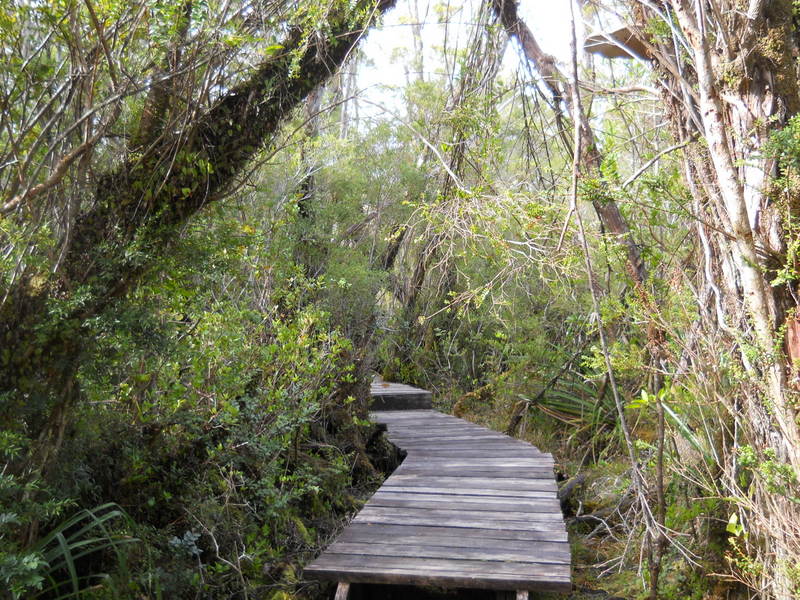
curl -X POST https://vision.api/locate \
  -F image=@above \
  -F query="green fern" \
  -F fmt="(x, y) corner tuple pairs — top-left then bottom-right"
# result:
(31, 503), (138, 600)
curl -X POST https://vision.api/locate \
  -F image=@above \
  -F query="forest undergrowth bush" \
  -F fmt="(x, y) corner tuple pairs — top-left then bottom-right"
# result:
(1, 205), (394, 600)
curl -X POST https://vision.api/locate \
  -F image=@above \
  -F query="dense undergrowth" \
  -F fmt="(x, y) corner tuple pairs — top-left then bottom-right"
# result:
(1, 204), (399, 599)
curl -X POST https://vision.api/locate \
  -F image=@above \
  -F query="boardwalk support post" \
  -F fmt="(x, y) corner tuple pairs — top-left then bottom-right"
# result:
(334, 582), (350, 600)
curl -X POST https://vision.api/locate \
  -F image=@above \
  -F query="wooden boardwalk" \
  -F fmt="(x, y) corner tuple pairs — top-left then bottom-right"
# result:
(369, 380), (433, 410)
(305, 384), (570, 598)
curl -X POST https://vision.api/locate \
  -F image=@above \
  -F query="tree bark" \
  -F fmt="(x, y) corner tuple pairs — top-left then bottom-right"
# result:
(670, 0), (800, 471)
(626, 1), (800, 596)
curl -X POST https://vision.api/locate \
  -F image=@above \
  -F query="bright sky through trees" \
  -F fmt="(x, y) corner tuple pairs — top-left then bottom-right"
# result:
(358, 0), (576, 117)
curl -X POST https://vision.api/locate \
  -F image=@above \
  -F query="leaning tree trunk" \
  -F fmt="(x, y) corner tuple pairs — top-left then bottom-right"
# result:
(494, 4), (676, 593)
(0, 0), (397, 468)
(492, 0), (646, 285)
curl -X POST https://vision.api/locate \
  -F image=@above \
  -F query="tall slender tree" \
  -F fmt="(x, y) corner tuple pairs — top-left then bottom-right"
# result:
(591, 1), (800, 596)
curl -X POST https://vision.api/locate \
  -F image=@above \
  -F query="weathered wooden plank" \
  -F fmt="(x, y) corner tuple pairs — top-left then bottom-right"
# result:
(381, 423), (481, 430)
(372, 418), (497, 429)
(387, 427), (507, 436)
(383, 480), (557, 496)
(404, 456), (553, 469)
(370, 489), (560, 502)
(325, 542), (571, 565)
(378, 484), (554, 498)
(375, 415), (483, 425)
(371, 386), (432, 396)
(400, 451), (547, 460)
(365, 499), (560, 514)
(386, 471), (556, 482)
(401, 449), (546, 457)
(373, 413), (463, 420)
(334, 533), (570, 563)
(393, 471), (556, 481)
(395, 467), (555, 477)
(352, 513), (567, 535)
(368, 492), (560, 510)
(370, 396), (434, 403)
(383, 420), (490, 429)
(395, 447), (543, 456)
(336, 526), (570, 552)
(388, 436), (511, 445)
(371, 408), (440, 415)
(356, 506), (565, 523)
(351, 511), (559, 529)
(370, 412), (442, 421)
(395, 465), (554, 475)
(394, 440), (539, 449)
(370, 384), (426, 390)
(384, 475), (557, 491)
(389, 438), (526, 448)
(372, 412), (484, 428)
(387, 435), (513, 445)
(394, 445), (542, 454)
(372, 415), (449, 422)
(387, 421), (503, 439)
(306, 554), (571, 581)
(370, 383), (430, 392)
(304, 565), (571, 592)
(333, 523), (567, 543)
(397, 461), (553, 469)
(369, 490), (559, 504)
(370, 385), (432, 394)
(383, 421), (497, 428)
(394, 470), (555, 480)
(360, 502), (565, 520)
(388, 431), (502, 441)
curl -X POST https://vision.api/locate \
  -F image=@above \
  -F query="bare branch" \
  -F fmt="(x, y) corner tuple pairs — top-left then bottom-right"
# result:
(621, 136), (695, 189)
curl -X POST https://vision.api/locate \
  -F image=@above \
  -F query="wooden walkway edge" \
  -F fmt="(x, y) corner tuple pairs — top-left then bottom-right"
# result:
(368, 380), (433, 410)
(304, 383), (571, 596)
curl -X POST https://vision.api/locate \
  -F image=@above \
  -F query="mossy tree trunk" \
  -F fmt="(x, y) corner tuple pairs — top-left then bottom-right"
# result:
(0, 0), (397, 467)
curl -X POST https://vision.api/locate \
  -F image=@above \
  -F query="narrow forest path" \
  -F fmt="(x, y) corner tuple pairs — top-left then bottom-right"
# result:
(305, 382), (571, 598)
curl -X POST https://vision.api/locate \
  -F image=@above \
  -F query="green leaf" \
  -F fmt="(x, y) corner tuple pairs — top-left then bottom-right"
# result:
(726, 513), (744, 537)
